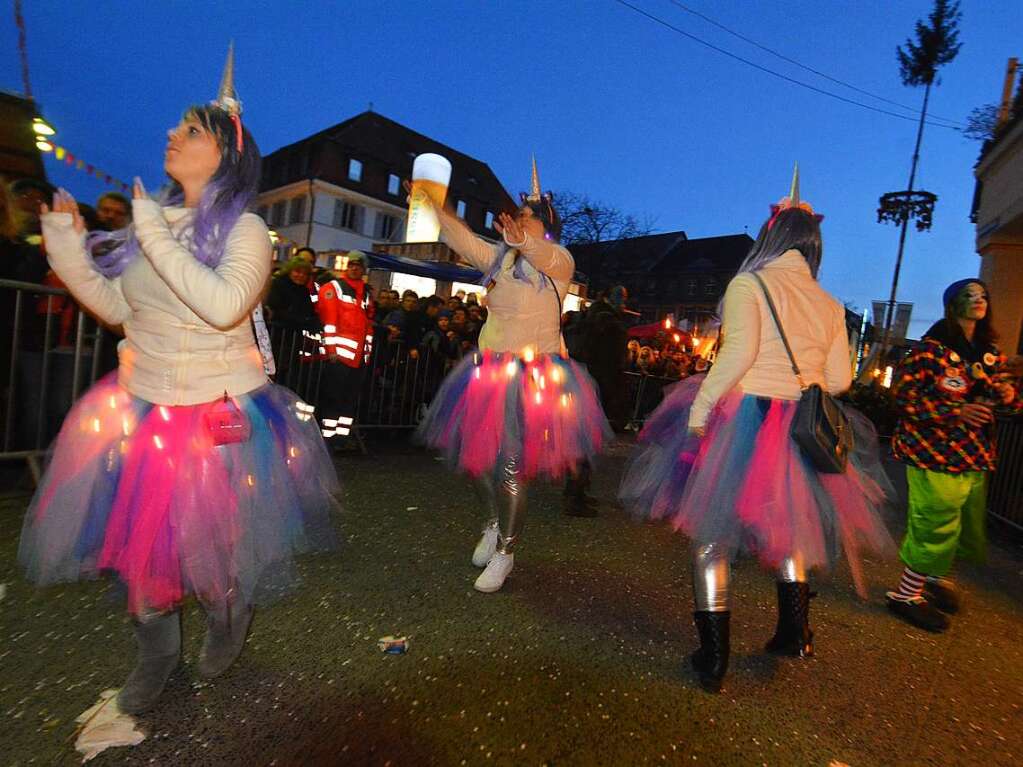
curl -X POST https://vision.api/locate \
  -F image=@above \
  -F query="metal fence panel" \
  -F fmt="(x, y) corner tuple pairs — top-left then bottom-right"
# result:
(990, 416), (1023, 530)
(2, 278), (113, 471)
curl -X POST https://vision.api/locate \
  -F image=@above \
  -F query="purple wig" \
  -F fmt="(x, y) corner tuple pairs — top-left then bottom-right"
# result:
(736, 207), (823, 279)
(90, 105), (261, 277)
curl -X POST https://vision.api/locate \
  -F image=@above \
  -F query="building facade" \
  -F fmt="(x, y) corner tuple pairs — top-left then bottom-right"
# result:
(571, 231), (754, 327)
(973, 72), (1023, 355)
(0, 91), (47, 183)
(256, 111), (515, 266)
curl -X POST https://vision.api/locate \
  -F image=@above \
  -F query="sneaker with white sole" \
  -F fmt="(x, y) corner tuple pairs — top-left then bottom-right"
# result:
(472, 523), (500, 568)
(474, 552), (514, 593)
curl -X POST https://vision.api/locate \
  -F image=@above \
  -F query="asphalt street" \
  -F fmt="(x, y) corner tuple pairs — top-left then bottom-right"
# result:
(2, 439), (1022, 766)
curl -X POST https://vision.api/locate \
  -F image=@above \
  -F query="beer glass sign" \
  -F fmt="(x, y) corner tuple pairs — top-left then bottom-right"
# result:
(405, 153), (452, 243)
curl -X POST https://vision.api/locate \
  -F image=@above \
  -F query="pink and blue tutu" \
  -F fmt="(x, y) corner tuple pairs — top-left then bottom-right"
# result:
(417, 351), (611, 480)
(620, 377), (894, 586)
(18, 374), (339, 615)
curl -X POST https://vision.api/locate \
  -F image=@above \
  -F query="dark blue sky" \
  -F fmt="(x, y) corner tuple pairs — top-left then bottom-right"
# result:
(3, 1), (1017, 335)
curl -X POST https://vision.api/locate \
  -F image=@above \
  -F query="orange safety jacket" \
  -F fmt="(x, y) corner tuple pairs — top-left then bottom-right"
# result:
(316, 276), (374, 368)
(36, 271), (77, 347)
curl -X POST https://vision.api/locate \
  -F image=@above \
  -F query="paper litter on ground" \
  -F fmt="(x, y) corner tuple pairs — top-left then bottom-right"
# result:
(74, 689), (146, 762)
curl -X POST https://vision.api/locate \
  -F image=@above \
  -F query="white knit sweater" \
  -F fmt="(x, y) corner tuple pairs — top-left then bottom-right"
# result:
(440, 220), (573, 355)
(688, 250), (852, 429)
(41, 200), (271, 406)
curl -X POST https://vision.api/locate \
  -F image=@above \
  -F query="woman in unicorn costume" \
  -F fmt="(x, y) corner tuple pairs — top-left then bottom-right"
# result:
(18, 47), (338, 713)
(620, 169), (893, 692)
(417, 160), (610, 593)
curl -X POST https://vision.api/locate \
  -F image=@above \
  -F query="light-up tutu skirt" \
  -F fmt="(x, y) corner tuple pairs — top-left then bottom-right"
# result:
(620, 377), (894, 586)
(18, 374), (339, 615)
(416, 351), (611, 480)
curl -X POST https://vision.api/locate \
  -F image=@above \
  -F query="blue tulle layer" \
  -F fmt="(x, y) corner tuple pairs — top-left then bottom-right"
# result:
(19, 375), (340, 613)
(416, 351), (611, 480)
(620, 378), (894, 578)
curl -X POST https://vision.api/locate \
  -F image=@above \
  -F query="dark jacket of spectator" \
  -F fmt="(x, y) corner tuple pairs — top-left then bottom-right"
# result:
(266, 268), (319, 331)
(578, 299), (629, 429)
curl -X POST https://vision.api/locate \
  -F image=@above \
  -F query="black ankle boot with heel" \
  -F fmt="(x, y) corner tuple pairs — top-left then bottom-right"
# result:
(765, 581), (814, 658)
(691, 610), (730, 692)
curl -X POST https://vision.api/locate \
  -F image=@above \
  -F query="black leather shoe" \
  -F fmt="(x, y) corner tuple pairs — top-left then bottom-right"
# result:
(765, 582), (815, 658)
(886, 594), (950, 633)
(924, 579), (961, 614)
(691, 611), (730, 693)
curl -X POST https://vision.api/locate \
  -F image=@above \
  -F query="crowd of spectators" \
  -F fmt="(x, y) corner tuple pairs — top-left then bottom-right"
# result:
(261, 251), (489, 372)
(625, 339), (710, 380)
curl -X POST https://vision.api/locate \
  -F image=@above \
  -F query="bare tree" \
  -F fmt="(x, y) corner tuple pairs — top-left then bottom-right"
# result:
(555, 191), (655, 245)
(965, 73), (1023, 142)
(963, 104), (999, 141)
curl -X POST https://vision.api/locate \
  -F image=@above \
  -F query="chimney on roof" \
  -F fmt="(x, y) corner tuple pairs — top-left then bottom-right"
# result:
(996, 57), (1019, 132)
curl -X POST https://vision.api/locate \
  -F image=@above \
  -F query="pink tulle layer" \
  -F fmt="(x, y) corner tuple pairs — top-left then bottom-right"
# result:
(19, 375), (339, 614)
(417, 351), (611, 479)
(621, 382), (895, 581)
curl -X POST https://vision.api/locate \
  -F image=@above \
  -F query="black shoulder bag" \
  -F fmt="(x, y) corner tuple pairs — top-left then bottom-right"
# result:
(752, 273), (852, 474)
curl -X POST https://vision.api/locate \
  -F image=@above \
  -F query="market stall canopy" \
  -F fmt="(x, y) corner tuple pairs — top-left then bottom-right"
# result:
(365, 252), (483, 284)
(628, 321), (691, 342)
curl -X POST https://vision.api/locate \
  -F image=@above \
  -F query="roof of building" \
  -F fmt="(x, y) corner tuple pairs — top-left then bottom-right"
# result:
(260, 111), (515, 215)
(571, 231), (753, 279)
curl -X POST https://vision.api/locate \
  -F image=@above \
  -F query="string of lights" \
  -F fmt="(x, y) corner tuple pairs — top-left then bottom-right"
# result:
(612, 0), (964, 132)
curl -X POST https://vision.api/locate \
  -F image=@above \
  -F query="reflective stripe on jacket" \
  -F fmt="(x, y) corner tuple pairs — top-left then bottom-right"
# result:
(316, 277), (374, 368)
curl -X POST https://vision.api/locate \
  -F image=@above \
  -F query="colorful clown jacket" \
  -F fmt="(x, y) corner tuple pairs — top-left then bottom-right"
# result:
(892, 320), (1022, 474)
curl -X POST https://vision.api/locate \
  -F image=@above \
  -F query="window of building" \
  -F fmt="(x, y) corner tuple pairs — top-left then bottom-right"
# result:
(704, 280), (717, 296)
(451, 281), (486, 301)
(563, 293), (585, 313)
(333, 199), (362, 231)
(387, 174), (400, 196)
(270, 201), (286, 226)
(374, 212), (399, 240)
(348, 158), (363, 182)
(289, 196), (306, 225)
(456, 200), (466, 219)
(390, 273), (436, 298)
(484, 211), (494, 229)
(686, 279), (698, 296)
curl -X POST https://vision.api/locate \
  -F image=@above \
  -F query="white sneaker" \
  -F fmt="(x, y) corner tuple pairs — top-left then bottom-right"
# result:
(474, 552), (514, 593)
(472, 524), (500, 568)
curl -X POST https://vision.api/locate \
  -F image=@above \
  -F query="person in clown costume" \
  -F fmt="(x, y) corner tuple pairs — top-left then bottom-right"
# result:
(886, 278), (1021, 632)
(415, 159), (611, 594)
(18, 46), (338, 713)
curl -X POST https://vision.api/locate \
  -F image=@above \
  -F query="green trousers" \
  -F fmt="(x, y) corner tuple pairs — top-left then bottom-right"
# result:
(899, 466), (988, 577)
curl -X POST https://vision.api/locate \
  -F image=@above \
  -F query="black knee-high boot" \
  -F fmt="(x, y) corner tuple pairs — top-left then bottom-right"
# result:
(765, 582), (814, 658)
(691, 611), (730, 693)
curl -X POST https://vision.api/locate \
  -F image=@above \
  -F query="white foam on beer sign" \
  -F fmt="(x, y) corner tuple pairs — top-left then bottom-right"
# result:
(405, 153), (452, 243)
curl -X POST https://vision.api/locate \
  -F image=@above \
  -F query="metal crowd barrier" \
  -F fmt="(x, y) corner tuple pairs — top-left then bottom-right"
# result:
(8, 276), (1022, 524)
(1, 278), (694, 475)
(0, 282), (458, 476)
(624, 371), (678, 430)
(1, 278), (114, 479)
(989, 415), (1023, 530)
(267, 324), (449, 433)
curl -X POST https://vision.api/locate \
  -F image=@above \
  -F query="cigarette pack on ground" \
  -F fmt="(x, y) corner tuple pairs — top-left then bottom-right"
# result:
(377, 635), (409, 654)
